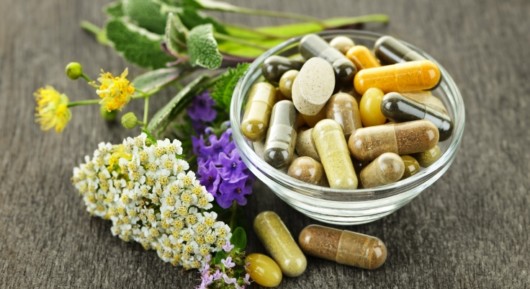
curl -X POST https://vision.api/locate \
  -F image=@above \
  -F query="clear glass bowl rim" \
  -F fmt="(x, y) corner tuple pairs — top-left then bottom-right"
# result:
(230, 29), (465, 202)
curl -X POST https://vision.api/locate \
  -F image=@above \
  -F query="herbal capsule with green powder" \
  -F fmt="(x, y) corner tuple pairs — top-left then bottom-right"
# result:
(241, 82), (276, 141)
(299, 34), (357, 84)
(374, 35), (425, 65)
(254, 211), (307, 277)
(381, 92), (453, 141)
(264, 100), (297, 169)
(348, 120), (439, 161)
(298, 225), (387, 270)
(354, 60), (441, 95)
(325, 92), (363, 137)
(262, 55), (303, 84)
(414, 145), (442, 167)
(313, 119), (358, 189)
(359, 152), (405, 188)
(401, 155), (420, 178)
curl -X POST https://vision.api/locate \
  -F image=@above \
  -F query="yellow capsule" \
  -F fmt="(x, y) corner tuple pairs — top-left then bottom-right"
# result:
(278, 70), (298, 99)
(346, 45), (381, 70)
(313, 119), (358, 189)
(245, 253), (282, 288)
(359, 87), (387, 127)
(241, 82), (276, 141)
(401, 155), (421, 178)
(354, 60), (441, 95)
(254, 211), (307, 277)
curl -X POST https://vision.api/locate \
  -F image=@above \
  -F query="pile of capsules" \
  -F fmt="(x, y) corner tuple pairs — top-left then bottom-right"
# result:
(246, 211), (387, 287)
(240, 34), (453, 189)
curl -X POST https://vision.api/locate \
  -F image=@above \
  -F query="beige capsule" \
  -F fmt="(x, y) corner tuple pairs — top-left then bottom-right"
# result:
(329, 36), (355, 54)
(325, 92), (363, 137)
(288, 156), (324, 185)
(241, 82), (276, 141)
(254, 211), (307, 277)
(295, 128), (320, 161)
(299, 225), (387, 270)
(348, 120), (439, 161)
(360, 152), (405, 188)
(313, 119), (358, 189)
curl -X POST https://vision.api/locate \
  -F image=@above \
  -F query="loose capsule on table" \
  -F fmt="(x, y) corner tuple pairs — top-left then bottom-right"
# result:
(278, 70), (298, 99)
(348, 120), (439, 161)
(381, 92), (453, 141)
(264, 100), (297, 169)
(374, 35), (425, 65)
(292, 57), (335, 115)
(245, 253), (283, 288)
(329, 35), (355, 54)
(359, 87), (387, 127)
(241, 82), (277, 141)
(288, 156), (324, 185)
(295, 128), (320, 161)
(262, 55), (304, 84)
(299, 34), (357, 84)
(254, 211), (307, 277)
(414, 145), (442, 167)
(298, 225), (387, 270)
(325, 92), (362, 137)
(313, 119), (358, 189)
(346, 45), (381, 70)
(400, 155), (420, 178)
(359, 152), (405, 188)
(354, 60), (441, 95)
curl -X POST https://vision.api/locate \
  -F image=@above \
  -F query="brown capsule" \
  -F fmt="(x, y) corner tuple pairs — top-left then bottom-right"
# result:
(288, 156), (324, 185)
(400, 155), (421, 178)
(348, 120), (439, 161)
(359, 152), (405, 188)
(295, 128), (320, 161)
(279, 70), (298, 99)
(325, 92), (362, 137)
(298, 225), (387, 270)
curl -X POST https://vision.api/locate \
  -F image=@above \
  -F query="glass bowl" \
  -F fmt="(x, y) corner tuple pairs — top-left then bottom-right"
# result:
(230, 30), (465, 225)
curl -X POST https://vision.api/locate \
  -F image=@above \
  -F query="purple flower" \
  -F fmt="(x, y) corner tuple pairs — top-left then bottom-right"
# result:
(219, 151), (246, 181)
(221, 257), (236, 269)
(188, 92), (217, 122)
(217, 177), (252, 208)
(198, 161), (221, 194)
(243, 273), (251, 285)
(222, 241), (234, 253)
(212, 269), (223, 281)
(222, 274), (237, 285)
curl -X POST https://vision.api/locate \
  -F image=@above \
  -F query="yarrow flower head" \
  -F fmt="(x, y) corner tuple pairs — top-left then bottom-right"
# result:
(34, 85), (71, 133)
(92, 68), (135, 112)
(72, 133), (231, 269)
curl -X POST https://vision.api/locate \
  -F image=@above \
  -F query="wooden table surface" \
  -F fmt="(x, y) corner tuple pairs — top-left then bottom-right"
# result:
(1, 0), (528, 288)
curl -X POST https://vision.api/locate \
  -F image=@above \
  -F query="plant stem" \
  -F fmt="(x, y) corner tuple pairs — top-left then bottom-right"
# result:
(214, 33), (269, 51)
(229, 203), (238, 230)
(223, 23), (290, 40)
(67, 99), (100, 107)
(143, 97), (150, 129)
(80, 21), (110, 45)
(81, 73), (93, 83)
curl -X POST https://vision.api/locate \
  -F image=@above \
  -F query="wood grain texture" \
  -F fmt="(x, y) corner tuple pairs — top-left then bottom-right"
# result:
(0, 0), (528, 288)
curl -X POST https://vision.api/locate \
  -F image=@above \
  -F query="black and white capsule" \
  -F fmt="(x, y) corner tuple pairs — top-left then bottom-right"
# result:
(262, 56), (304, 84)
(381, 92), (453, 141)
(264, 100), (298, 169)
(374, 36), (425, 65)
(299, 34), (357, 84)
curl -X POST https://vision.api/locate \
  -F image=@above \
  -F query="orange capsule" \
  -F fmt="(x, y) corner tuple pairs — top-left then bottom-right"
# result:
(346, 45), (381, 70)
(353, 60), (441, 95)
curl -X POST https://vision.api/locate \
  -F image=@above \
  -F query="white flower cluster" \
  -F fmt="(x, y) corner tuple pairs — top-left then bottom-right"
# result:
(72, 133), (231, 269)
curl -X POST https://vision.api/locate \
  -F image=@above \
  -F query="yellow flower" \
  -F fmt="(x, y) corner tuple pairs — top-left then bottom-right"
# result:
(94, 68), (135, 111)
(34, 86), (71, 133)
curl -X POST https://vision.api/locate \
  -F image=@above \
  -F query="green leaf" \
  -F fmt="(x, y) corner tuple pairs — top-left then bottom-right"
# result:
(122, 0), (167, 34)
(187, 24), (222, 69)
(105, 1), (125, 18)
(132, 67), (181, 95)
(105, 19), (174, 69)
(211, 63), (249, 112)
(230, 227), (247, 250)
(147, 75), (211, 137)
(178, 7), (227, 33)
(164, 13), (188, 55)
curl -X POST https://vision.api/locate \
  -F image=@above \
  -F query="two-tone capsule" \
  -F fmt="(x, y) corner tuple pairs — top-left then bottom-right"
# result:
(374, 35), (425, 65)
(325, 92), (362, 137)
(299, 225), (387, 270)
(262, 55), (304, 84)
(241, 82), (277, 141)
(381, 92), (453, 141)
(300, 34), (357, 84)
(359, 152), (405, 188)
(313, 119), (358, 189)
(254, 211), (307, 277)
(264, 100), (297, 169)
(354, 60), (441, 95)
(348, 120), (439, 161)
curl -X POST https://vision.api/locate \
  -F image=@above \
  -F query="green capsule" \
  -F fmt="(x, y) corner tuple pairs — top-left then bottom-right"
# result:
(400, 155), (420, 179)
(414, 145), (442, 167)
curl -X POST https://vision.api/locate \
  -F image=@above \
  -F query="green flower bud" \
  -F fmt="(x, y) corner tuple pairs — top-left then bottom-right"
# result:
(100, 106), (118, 121)
(65, 62), (83, 80)
(121, 112), (139, 129)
